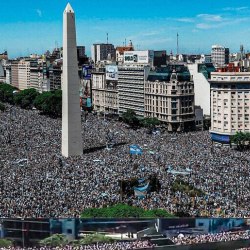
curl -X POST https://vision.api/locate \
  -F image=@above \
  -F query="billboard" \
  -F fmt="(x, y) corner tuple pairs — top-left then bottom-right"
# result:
(106, 65), (118, 80)
(124, 50), (154, 64)
(82, 65), (92, 80)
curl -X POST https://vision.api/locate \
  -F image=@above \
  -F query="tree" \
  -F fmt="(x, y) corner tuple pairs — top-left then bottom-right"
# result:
(81, 204), (174, 218)
(231, 131), (247, 150)
(39, 234), (69, 247)
(122, 109), (139, 127)
(34, 90), (62, 117)
(0, 83), (17, 104)
(140, 117), (160, 128)
(0, 239), (13, 248)
(14, 88), (39, 109)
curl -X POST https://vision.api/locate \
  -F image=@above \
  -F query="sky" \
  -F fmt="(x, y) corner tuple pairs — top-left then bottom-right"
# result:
(1, 0), (250, 58)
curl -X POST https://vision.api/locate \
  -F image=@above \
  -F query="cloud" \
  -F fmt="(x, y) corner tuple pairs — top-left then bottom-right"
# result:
(197, 14), (223, 22)
(175, 18), (195, 23)
(223, 6), (248, 11)
(36, 9), (42, 17)
(196, 17), (249, 30)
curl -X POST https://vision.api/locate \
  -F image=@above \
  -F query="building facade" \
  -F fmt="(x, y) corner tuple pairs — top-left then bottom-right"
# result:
(210, 72), (250, 143)
(211, 45), (229, 68)
(118, 65), (150, 116)
(145, 71), (195, 132)
(91, 67), (118, 114)
(11, 60), (19, 88)
(18, 60), (30, 90)
(91, 43), (116, 63)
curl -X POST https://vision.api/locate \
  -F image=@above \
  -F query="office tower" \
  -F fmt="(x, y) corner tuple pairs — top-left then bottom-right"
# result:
(211, 45), (229, 68)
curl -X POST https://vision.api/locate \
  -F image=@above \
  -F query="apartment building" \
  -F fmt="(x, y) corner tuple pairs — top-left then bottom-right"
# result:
(145, 68), (195, 132)
(210, 72), (250, 143)
(18, 60), (30, 90)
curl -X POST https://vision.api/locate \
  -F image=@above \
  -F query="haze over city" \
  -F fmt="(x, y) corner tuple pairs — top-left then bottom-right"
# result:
(1, 0), (250, 58)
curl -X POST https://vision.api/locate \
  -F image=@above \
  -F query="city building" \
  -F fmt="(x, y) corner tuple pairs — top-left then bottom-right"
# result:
(91, 43), (116, 63)
(153, 50), (167, 67)
(10, 60), (19, 88)
(0, 61), (5, 82)
(188, 63), (215, 116)
(30, 60), (43, 92)
(116, 40), (134, 64)
(0, 51), (8, 60)
(210, 72), (250, 143)
(91, 66), (119, 115)
(49, 62), (62, 90)
(211, 45), (229, 68)
(77, 46), (88, 66)
(5, 65), (11, 84)
(18, 60), (30, 90)
(145, 66), (195, 132)
(118, 65), (150, 116)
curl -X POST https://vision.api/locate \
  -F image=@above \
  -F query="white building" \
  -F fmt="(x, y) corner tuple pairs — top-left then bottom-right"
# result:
(18, 60), (30, 90)
(188, 64), (212, 116)
(210, 72), (250, 143)
(211, 45), (229, 68)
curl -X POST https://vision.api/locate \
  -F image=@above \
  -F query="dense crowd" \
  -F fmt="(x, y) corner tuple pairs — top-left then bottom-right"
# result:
(172, 230), (250, 245)
(0, 240), (154, 249)
(1, 105), (250, 217)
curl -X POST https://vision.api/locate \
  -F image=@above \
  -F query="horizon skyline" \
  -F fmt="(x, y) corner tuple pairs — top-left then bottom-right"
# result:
(1, 0), (250, 58)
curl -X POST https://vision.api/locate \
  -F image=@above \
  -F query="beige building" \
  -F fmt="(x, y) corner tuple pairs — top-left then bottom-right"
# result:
(145, 71), (195, 132)
(11, 60), (19, 89)
(210, 72), (250, 143)
(92, 67), (118, 114)
(18, 60), (30, 90)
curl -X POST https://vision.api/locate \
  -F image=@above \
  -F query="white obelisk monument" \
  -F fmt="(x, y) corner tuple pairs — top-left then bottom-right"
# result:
(62, 3), (83, 157)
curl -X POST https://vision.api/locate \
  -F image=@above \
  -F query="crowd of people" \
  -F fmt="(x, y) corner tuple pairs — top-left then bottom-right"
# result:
(1, 104), (250, 217)
(0, 240), (154, 249)
(172, 230), (250, 245)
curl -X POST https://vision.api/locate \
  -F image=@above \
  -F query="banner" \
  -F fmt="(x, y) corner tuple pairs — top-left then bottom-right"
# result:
(130, 145), (143, 155)
(106, 65), (118, 80)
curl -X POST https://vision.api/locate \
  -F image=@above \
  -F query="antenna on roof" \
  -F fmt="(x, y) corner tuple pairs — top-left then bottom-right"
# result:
(177, 32), (179, 55)
(55, 41), (58, 50)
(125, 38), (127, 47)
(106, 33), (109, 44)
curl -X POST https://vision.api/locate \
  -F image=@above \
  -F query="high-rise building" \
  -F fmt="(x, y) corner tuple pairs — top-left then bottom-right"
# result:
(210, 72), (250, 144)
(30, 60), (43, 92)
(211, 45), (229, 68)
(10, 60), (19, 88)
(18, 60), (30, 90)
(118, 65), (150, 116)
(91, 43), (116, 63)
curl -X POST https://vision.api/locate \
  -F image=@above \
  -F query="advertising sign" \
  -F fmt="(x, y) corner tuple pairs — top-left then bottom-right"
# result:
(82, 65), (92, 80)
(124, 50), (154, 64)
(106, 65), (118, 80)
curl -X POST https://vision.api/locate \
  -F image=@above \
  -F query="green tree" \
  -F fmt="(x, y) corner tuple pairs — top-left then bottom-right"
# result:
(140, 117), (160, 128)
(79, 233), (114, 245)
(0, 239), (13, 248)
(39, 234), (69, 247)
(81, 204), (174, 218)
(34, 90), (62, 117)
(122, 109), (139, 127)
(231, 131), (247, 150)
(14, 88), (39, 109)
(0, 83), (17, 104)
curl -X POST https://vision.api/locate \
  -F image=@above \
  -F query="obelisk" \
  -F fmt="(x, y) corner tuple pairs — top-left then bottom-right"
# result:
(62, 3), (83, 157)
